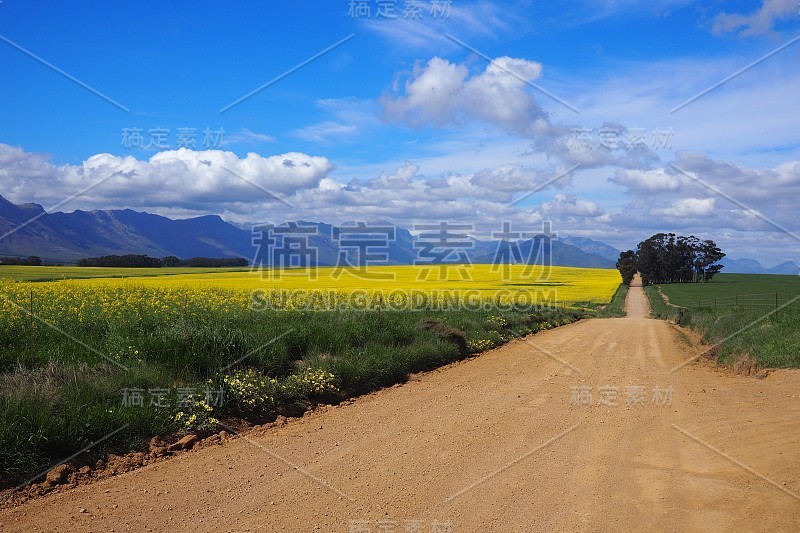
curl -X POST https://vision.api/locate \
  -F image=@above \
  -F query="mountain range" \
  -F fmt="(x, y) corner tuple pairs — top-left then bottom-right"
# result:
(0, 195), (620, 268)
(0, 195), (250, 263)
(0, 195), (795, 274)
(720, 257), (799, 276)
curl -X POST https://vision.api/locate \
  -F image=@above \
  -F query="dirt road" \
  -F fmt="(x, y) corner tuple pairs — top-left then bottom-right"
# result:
(2, 280), (800, 532)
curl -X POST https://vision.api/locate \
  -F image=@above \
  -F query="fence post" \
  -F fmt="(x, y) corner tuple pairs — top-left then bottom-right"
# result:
(776, 292), (779, 310)
(735, 294), (738, 308)
(714, 298), (716, 310)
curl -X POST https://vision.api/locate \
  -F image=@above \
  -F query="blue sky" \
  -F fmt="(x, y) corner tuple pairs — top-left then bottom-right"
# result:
(1, 0), (799, 266)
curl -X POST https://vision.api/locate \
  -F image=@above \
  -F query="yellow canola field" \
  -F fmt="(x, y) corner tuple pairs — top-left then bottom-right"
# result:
(0, 265), (621, 322)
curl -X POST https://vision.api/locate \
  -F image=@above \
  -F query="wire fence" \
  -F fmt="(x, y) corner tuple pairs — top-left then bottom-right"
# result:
(695, 292), (800, 311)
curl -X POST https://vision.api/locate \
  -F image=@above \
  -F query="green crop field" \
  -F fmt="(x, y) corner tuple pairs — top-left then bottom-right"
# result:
(0, 265), (250, 282)
(657, 273), (800, 309)
(648, 274), (800, 369)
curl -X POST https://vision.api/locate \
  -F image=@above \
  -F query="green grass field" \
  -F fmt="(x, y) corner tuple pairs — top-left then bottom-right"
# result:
(0, 265), (250, 282)
(649, 274), (800, 369)
(656, 273), (800, 308)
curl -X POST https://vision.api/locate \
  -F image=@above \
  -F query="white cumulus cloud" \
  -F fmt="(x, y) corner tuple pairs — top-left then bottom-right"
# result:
(381, 56), (545, 135)
(0, 144), (333, 214)
(611, 168), (682, 194)
(653, 197), (717, 218)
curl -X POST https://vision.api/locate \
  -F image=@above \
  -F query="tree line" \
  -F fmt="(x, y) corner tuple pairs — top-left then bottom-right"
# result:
(616, 233), (725, 286)
(0, 255), (43, 266)
(77, 255), (249, 268)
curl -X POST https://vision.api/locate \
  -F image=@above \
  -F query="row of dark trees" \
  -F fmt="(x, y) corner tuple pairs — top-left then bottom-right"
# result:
(77, 254), (248, 268)
(616, 233), (725, 286)
(0, 255), (44, 266)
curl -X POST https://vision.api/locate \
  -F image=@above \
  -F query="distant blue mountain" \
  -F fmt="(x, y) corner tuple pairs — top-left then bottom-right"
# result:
(250, 222), (617, 269)
(0, 195), (629, 269)
(768, 262), (800, 275)
(558, 236), (621, 263)
(0, 196), (253, 262)
(721, 257), (799, 275)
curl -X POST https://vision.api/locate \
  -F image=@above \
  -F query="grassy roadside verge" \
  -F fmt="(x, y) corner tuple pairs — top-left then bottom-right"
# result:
(644, 286), (685, 323)
(595, 283), (628, 318)
(644, 285), (800, 369)
(0, 305), (584, 489)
